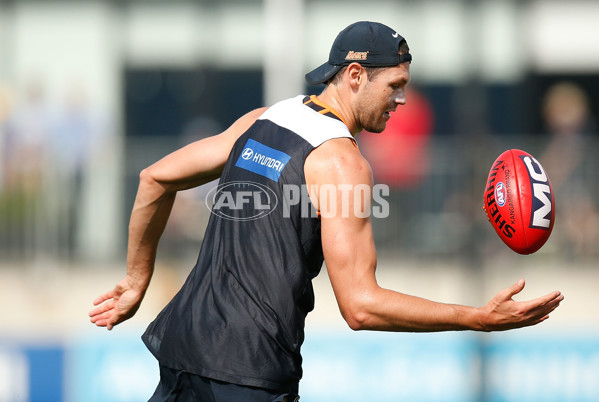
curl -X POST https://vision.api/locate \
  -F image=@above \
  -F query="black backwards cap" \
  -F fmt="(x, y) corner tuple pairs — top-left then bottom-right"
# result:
(305, 21), (412, 85)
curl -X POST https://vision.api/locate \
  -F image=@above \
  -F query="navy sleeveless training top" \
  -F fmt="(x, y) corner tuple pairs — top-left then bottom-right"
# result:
(142, 95), (353, 390)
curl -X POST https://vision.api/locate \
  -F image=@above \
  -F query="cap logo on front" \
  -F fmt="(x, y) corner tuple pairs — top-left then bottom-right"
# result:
(304, 21), (411, 85)
(345, 51), (369, 61)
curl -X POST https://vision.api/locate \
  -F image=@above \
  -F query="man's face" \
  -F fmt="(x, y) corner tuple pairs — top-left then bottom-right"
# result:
(355, 62), (411, 133)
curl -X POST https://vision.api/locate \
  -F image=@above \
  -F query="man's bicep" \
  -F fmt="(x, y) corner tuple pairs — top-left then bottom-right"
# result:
(144, 107), (267, 191)
(320, 211), (378, 327)
(142, 134), (230, 191)
(321, 210), (378, 279)
(311, 150), (378, 310)
(307, 139), (378, 269)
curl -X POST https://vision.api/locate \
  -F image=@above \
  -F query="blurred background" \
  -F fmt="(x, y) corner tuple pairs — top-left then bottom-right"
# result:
(0, 0), (598, 401)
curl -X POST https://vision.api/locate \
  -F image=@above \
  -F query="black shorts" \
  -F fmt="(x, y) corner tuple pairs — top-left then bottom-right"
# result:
(149, 364), (300, 402)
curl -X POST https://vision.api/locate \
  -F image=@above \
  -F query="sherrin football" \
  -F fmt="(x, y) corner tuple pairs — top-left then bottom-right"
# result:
(483, 149), (555, 255)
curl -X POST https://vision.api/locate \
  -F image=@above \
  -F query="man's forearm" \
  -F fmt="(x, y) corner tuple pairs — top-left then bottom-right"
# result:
(345, 287), (483, 332)
(341, 279), (561, 333)
(125, 170), (177, 292)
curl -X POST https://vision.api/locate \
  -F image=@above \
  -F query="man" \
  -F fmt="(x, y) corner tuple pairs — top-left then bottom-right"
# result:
(90, 21), (563, 401)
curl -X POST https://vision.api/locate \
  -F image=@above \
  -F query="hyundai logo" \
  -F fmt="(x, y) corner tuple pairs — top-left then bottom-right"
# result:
(241, 147), (254, 160)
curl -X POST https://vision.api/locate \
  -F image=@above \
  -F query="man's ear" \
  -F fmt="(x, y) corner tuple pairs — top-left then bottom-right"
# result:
(346, 63), (365, 88)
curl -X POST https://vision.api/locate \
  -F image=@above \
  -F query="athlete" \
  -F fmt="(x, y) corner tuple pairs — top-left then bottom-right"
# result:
(89, 21), (564, 401)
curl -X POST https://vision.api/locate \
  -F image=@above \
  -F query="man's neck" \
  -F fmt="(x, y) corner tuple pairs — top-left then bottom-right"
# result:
(316, 86), (360, 136)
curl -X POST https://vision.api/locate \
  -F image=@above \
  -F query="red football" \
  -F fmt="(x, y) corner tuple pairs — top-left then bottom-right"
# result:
(483, 149), (555, 254)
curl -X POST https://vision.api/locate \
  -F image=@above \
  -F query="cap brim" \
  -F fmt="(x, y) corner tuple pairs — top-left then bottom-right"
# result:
(305, 62), (343, 85)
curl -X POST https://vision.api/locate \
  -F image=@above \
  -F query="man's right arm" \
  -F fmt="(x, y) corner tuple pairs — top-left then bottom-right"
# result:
(89, 107), (267, 330)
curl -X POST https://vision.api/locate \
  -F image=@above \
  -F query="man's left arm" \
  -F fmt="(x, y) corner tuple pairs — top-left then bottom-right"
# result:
(306, 139), (563, 333)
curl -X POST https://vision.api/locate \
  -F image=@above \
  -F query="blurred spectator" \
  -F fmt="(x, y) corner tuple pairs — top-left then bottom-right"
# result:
(0, 83), (13, 190)
(2, 79), (56, 259)
(51, 82), (103, 258)
(4, 80), (54, 192)
(540, 81), (598, 258)
(0, 78), (110, 261)
(358, 86), (434, 189)
(356, 87), (434, 250)
(52, 83), (96, 184)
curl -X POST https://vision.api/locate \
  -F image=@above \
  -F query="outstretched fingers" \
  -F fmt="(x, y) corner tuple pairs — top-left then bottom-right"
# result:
(91, 316), (117, 330)
(512, 291), (563, 329)
(535, 290), (564, 306)
(89, 289), (119, 329)
(90, 280), (145, 331)
(89, 303), (121, 331)
(484, 280), (564, 331)
(527, 291), (564, 316)
(92, 289), (117, 306)
(90, 291), (115, 314)
(89, 299), (115, 319)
